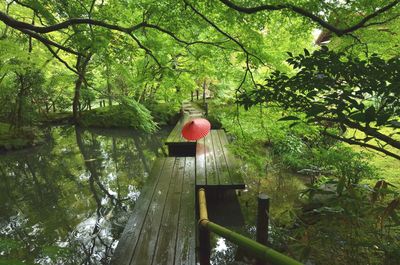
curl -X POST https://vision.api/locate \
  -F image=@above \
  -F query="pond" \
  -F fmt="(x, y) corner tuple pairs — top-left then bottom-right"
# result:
(0, 126), (170, 265)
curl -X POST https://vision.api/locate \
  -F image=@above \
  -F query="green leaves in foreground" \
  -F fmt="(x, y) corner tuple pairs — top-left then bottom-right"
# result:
(238, 47), (400, 159)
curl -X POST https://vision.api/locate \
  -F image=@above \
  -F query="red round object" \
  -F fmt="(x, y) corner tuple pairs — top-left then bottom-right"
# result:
(181, 118), (211, 141)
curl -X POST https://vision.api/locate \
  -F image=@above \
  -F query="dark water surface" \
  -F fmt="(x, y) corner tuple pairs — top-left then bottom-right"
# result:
(0, 126), (170, 265)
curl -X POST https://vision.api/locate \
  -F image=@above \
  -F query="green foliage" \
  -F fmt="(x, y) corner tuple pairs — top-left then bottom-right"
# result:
(208, 101), (400, 264)
(80, 98), (158, 133)
(145, 102), (180, 126)
(239, 47), (400, 159)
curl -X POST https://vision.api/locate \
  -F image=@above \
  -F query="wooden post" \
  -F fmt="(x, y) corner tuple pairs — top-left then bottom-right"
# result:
(191, 91), (194, 101)
(256, 194), (270, 245)
(196, 89), (199, 100)
(199, 226), (211, 265)
(205, 102), (208, 117)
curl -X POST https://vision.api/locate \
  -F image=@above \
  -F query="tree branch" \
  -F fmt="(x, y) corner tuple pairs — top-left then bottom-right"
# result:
(42, 43), (79, 75)
(317, 116), (400, 151)
(128, 33), (162, 69)
(183, 0), (264, 64)
(218, 0), (400, 36)
(323, 131), (400, 160)
(0, 10), (230, 55)
(18, 28), (81, 55)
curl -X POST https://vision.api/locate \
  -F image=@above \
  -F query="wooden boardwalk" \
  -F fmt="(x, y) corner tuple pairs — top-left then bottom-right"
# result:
(165, 103), (203, 156)
(111, 157), (196, 265)
(196, 130), (245, 189)
(112, 102), (245, 264)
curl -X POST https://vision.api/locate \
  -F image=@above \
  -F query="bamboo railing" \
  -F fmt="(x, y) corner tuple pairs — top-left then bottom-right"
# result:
(198, 188), (303, 265)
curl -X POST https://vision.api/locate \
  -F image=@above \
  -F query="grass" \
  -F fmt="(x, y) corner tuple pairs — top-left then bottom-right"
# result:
(346, 129), (400, 186)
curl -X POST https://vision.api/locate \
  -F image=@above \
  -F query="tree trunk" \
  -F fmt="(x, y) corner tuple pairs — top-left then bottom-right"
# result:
(72, 54), (92, 123)
(106, 61), (112, 106)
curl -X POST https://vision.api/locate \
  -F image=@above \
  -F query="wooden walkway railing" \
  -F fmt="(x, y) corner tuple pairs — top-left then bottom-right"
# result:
(198, 188), (303, 265)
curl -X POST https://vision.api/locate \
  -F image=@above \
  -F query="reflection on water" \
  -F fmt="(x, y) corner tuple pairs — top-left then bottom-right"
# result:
(210, 165), (306, 265)
(0, 126), (169, 265)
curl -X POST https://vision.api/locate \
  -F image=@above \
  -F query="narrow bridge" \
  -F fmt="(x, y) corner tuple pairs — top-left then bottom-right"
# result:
(111, 102), (302, 265)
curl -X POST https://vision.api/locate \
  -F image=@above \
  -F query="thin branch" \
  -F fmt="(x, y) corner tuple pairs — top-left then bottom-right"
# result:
(323, 131), (400, 160)
(0, 10), (230, 55)
(128, 33), (162, 69)
(42, 43), (79, 75)
(13, 0), (45, 25)
(318, 116), (400, 150)
(183, 0), (264, 64)
(218, 0), (400, 36)
(18, 28), (81, 55)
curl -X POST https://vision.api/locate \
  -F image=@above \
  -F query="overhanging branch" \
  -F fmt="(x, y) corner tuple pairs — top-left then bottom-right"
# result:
(323, 131), (400, 160)
(219, 0), (400, 36)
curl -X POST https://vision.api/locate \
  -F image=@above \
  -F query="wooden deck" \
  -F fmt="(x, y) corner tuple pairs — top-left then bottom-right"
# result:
(165, 114), (197, 156)
(196, 130), (245, 189)
(112, 103), (245, 264)
(165, 102), (203, 157)
(110, 157), (196, 265)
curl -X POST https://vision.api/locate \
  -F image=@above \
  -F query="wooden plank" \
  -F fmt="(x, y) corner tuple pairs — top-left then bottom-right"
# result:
(217, 130), (245, 187)
(110, 158), (166, 265)
(129, 157), (176, 264)
(152, 158), (186, 265)
(174, 157), (196, 265)
(196, 137), (206, 186)
(210, 130), (231, 186)
(166, 115), (187, 143)
(204, 131), (219, 186)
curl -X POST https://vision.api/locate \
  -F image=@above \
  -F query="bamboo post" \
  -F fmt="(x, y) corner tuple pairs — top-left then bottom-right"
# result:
(198, 189), (302, 265)
(199, 188), (211, 265)
(256, 194), (270, 246)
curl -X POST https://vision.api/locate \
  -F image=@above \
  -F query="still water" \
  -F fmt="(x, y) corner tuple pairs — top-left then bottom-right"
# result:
(0, 126), (170, 265)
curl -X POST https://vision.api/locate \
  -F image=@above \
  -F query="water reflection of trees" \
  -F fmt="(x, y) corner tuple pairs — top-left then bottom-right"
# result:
(0, 126), (166, 264)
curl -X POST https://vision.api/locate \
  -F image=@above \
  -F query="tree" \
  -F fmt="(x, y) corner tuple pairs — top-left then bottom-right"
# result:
(239, 47), (400, 159)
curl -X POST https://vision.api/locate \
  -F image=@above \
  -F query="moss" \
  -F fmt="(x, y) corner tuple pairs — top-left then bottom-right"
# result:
(40, 112), (73, 124)
(0, 122), (46, 151)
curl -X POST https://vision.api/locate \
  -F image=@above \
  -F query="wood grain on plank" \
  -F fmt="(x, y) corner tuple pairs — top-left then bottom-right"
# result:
(129, 157), (176, 264)
(174, 157), (196, 265)
(110, 158), (166, 265)
(196, 137), (207, 186)
(211, 130), (231, 186)
(204, 131), (218, 186)
(152, 158), (186, 265)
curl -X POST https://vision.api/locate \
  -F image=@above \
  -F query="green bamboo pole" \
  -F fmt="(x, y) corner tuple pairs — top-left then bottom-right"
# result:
(198, 188), (303, 265)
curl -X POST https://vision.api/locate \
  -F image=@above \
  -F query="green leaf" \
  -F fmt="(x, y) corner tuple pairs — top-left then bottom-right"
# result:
(365, 106), (376, 123)
(289, 122), (300, 128)
(278, 116), (300, 121)
(350, 112), (365, 122)
(307, 104), (326, 116)
(376, 113), (391, 126)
